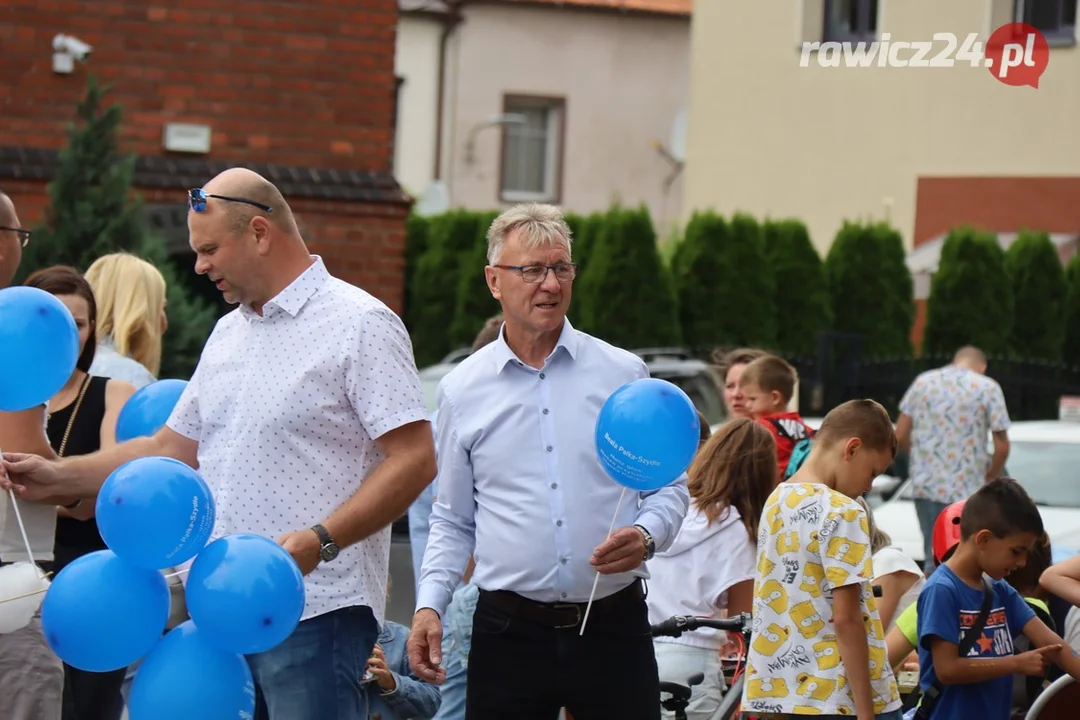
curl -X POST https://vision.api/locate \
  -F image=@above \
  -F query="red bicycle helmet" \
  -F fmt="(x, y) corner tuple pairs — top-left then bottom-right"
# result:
(932, 500), (966, 564)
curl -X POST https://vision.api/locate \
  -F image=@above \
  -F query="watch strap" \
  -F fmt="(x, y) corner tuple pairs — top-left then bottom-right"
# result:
(634, 524), (655, 560)
(311, 523), (335, 547)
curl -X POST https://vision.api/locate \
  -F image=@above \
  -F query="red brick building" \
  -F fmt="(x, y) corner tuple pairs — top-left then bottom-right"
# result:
(0, 0), (410, 312)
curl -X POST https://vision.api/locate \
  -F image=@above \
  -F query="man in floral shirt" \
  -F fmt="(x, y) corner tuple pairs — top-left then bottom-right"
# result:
(896, 346), (1011, 572)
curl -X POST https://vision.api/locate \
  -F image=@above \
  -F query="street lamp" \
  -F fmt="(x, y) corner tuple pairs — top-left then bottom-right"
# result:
(464, 113), (527, 166)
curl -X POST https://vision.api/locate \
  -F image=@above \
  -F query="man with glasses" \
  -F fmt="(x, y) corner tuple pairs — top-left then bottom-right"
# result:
(408, 203), (689, 719)
(0, 187), (65, 720)
(2, 169), (438, 720)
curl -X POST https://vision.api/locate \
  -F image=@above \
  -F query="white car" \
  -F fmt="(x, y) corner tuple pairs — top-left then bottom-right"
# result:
(871, 420), (1080, 565)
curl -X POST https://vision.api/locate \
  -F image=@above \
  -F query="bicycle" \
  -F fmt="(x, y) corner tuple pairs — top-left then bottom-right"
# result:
(650, 612), (752, 720)
(650, 587), (885, 720)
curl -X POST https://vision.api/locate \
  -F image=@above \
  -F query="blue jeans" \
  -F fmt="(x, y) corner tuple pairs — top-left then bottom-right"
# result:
(432, 583), (479, 720)
(914, 498), (949, 572)
(250, 605), (379, 720)
(409, 482), (437, 592)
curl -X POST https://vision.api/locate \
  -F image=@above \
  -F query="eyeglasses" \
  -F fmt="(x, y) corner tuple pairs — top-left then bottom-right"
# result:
(493, 263), (578, 284)
(188, 188), (273, 214)
(0, 226), (31, 248)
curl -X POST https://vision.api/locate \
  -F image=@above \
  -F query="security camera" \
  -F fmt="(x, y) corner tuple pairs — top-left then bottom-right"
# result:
(53, 34), (92, 61)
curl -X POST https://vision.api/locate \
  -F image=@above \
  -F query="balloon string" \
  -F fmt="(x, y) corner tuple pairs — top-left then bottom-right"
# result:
(3, 446), (45, 581)
(164, 567), (189, 579)
(579, 486), (627, 637)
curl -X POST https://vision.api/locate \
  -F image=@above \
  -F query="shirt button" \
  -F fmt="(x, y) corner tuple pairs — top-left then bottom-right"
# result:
(543, 408), (549, 414)
(546, 445), (553, 452)
(551, 482), (557, 489)
(560, 558), (568, 565)
(556, 520), (563, 527)
(561, 592), (568, 599)
(539, 372), (546, 379)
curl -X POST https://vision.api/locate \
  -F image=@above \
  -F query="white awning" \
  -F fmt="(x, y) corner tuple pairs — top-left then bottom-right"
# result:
(907, 231), (1079, 300)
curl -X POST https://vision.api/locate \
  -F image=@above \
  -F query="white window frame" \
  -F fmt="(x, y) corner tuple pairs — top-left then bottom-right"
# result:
(499, 95), (564, 204)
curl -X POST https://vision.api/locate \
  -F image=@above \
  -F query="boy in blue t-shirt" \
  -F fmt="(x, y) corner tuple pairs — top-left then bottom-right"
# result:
(916, 477), (1080, 719)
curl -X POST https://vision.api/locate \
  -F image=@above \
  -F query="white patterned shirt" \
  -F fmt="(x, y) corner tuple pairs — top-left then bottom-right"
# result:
(167, 257), (428, 623)
(742, 483), (900, 717)
(899, 365), (1011, 503)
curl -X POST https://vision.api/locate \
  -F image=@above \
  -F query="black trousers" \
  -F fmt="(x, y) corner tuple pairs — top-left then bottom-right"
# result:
(465, 581), (660, 720)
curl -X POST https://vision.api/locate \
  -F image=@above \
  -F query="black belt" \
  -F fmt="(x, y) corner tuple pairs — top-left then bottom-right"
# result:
(0, 559), (54, 575)
(480, 579), (644, 629)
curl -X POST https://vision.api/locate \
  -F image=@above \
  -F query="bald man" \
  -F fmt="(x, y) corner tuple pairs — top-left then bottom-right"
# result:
(3, 170), (438, 720)
(0, 188), (65, 720)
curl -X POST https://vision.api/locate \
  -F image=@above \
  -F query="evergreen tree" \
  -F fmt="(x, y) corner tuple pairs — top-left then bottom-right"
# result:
(402, 212), (430, 332)
(568, 211), (606, 333)
(449, 210), (500, 348)
(825, 221), (913, 357)
(581, 205), (680, 348)
(762, 218), (830, 355)
(1005, 230), (1066, 361)
(410, 209), (483, 365)
(15, 75), (214, 379)
(1064, 253), (1080, 364)
(673, 211), (776, 349)
(923, 227), (1013, 357)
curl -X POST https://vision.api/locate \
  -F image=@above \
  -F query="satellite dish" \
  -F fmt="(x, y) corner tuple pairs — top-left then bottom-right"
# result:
(415, 180), (451, 217)
(668, 108), (687, 164)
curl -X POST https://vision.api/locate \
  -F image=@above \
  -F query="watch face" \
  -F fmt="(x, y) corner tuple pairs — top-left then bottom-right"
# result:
(320, 543), (340, 562)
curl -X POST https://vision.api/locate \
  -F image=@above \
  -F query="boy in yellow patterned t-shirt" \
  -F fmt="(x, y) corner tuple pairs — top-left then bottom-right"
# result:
(741, 399), (904, 720)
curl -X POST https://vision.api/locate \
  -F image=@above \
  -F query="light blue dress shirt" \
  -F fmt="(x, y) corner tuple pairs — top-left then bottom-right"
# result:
(415, 319), (689, 617)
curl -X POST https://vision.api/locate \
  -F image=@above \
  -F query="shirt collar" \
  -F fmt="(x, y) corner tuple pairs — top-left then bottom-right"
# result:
(491, 318), (580, 373)
(239, 256), (329, 321)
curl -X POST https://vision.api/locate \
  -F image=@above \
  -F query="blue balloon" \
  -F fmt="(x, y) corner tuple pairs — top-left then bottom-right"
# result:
(185, 534), (306, 655)
(128, 620), (255, 720)
(115, 379), (189, 442)
(0, 286), (79, 411)
(41, 550), (170, 672)
(96, 457), (215, 570)
(594, 378), (700, 492)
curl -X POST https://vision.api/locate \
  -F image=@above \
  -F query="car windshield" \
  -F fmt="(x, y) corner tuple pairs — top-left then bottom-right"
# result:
(901, 441), (1080, 508)
(421, 376), (441, 413)
(649, 370), (726, 427)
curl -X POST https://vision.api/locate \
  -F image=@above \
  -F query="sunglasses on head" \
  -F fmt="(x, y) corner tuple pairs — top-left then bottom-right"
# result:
(188, 188), (273, 214)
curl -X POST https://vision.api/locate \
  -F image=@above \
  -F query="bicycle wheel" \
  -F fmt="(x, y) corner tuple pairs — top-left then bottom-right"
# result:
(1025, 675), (1079, 719)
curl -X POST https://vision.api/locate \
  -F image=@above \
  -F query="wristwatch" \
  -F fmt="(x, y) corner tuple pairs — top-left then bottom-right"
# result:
(634, 524), (656, 561)
(310, 524), (340, 563)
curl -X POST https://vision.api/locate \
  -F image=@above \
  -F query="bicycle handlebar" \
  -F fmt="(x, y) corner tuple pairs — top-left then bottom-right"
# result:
(651, 587), (882, 639)
(650, 613), (751, 638)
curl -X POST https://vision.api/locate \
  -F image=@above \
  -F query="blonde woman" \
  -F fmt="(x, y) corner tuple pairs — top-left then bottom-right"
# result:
(855, 496), (924, 632)
(84, 253), (167, 388)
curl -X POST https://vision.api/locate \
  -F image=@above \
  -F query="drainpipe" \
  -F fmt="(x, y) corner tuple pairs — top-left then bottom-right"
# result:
(433, 0), (465, 181)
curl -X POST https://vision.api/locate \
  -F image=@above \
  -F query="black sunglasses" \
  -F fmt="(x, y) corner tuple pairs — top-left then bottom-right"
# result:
(188, 188), (272, 214)
(0, 226), (31, 248)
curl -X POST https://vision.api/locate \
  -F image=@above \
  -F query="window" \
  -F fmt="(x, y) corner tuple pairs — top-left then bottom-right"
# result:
(499, 96), (564, 204)
(1016, 0), (1077, 41)
(823, 0), (878, 42)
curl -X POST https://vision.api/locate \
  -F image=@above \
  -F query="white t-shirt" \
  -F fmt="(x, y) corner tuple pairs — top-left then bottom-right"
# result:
(872, 545), (925, 634)
(646, 504), (756, 650)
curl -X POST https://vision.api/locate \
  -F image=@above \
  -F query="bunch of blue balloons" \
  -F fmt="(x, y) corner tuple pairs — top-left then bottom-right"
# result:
(40, 382), (308, 719)
(0, 287), (307, 720)
(594, 377), (701, 492)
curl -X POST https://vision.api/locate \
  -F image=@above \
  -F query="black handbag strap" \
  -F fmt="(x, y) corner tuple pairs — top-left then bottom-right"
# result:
(912, 576), (994, 718)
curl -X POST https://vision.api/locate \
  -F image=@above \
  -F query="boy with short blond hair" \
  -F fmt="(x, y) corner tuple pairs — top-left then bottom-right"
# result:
(742, 399), (903, 720)
(739, 354), (816, 478)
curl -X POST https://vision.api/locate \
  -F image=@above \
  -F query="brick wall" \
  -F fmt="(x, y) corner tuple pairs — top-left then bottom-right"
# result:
(0, 0), (411, 313)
